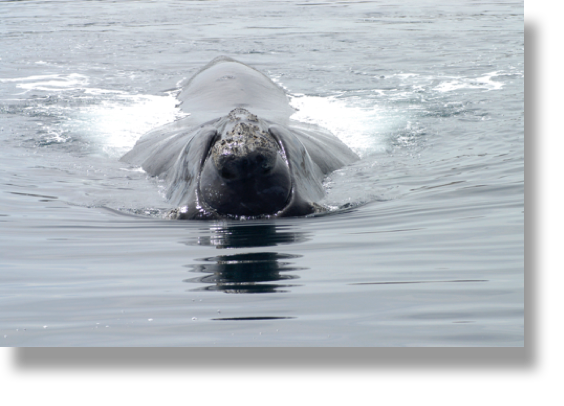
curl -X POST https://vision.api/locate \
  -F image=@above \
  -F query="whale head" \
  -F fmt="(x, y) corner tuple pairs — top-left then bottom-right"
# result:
(198, 109), (292, 217)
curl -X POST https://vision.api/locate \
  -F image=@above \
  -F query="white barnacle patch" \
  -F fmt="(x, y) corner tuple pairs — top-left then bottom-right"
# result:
(227, 108), (258, 122)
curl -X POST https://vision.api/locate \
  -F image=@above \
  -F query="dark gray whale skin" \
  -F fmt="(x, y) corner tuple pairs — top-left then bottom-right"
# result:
(121, 57), (359, 219)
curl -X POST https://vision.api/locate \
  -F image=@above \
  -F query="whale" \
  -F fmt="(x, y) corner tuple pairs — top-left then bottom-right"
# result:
(121, 56), (359, 219)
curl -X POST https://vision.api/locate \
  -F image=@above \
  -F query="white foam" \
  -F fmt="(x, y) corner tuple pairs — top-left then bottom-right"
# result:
(434, 71), (504, 93)
(83, 88), (131, 96)
(289, 94), (393, 157)
(75, 94), (184, 157)
(395, 73), (419, 79)
(0, 73), (89, 91)
(4, 73), (185, 157)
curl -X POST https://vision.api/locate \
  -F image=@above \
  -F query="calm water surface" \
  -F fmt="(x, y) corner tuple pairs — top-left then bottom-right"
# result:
(0, 0), (523, 346)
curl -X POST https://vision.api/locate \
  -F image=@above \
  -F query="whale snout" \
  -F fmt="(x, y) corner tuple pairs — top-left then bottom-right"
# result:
(199, 128), (292, 216)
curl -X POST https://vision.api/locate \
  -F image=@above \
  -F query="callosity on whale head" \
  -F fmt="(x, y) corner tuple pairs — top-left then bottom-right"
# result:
(120, 57), (359, 220)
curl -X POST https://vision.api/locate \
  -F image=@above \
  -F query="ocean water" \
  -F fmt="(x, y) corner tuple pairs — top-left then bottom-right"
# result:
(0, 0), (523, 346)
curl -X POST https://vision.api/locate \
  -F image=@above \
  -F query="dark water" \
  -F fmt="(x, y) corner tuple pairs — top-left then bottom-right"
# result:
(0, 0), (523, 346)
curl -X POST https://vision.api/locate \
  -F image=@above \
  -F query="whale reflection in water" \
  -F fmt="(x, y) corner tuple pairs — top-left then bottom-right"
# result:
(184, 223), (308, 293)
(194, 223), (309, 249)
(185, 252), (305, 294)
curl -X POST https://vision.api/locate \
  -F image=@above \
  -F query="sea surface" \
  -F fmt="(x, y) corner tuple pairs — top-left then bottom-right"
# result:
(0, 0), (523, 346)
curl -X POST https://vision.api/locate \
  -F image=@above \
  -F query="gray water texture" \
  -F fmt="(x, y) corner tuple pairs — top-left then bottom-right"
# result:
(0, 0), (523, 346)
